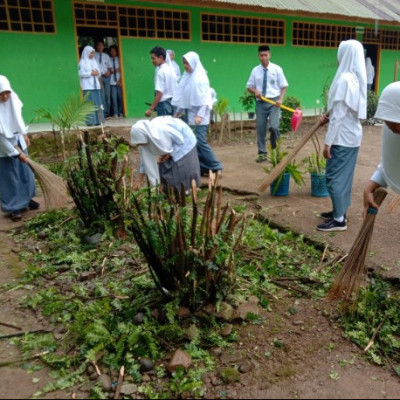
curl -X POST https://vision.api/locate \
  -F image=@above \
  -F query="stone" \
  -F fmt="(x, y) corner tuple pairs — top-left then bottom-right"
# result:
(176, 306), (190, 318)
(86, 365), (94, 375)
(220, 367), (240, 383)
(203, 304), (215, 315)
(211, 376), (222, 386)
(120, 384), (138, 395)
(235, 301), (259, 321)
(142, 374), (151, 382)
(37, 230), (47, 239)
(293, 320), (304, 326)
(97, 374), (112, 392)
(185, 324), (199, 341)
(167, 349), (192, 372)
(151, 308), (160, 320)
(220, 350), (245, 365)
(220, 323), (233, 337)
(82, 233), (102, 245)
(210, 347), (222, 357)
(89, 372), (98, 381)
(214, 302), (234, 321)
(133, 312), (144, 325)
(79, 270), (97, 282)
(247, 295), (259, 304)
(140, 358), (154, 373)
(239, 360), (253, 373)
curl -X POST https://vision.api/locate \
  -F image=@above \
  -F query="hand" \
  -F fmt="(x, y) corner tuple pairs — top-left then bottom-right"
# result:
(275, 99), (282, 107)
(173, 113), (180, 118)
(320, 114), (330, 126)
(323, 144), (331, 159)
(18, 152), (27, 163)
(116, 80), (122, 87)
(363, 181), (381, 219)
(158, 154), (170, 163)
(145, 108), (153, 117)
(24, 135), (31, 147)
(104, 71), (111, 78)
(91, 69), (100, 76)
(195, 116), (202, 125)
(254, 90), (262, 99)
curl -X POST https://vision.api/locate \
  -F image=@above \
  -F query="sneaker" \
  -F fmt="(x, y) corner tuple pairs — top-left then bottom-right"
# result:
(255, 154), (268, 163)
(29, 199), (40, 210)
(317, 218), (347, 232)
(10, 211), (22, 222)
(319, 211), (347, 222)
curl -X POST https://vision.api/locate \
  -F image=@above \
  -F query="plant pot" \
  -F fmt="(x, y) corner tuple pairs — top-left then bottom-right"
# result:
(270, 172), (290, 196)
(247, 112), (255, 119)
(310, 172), (329, 197)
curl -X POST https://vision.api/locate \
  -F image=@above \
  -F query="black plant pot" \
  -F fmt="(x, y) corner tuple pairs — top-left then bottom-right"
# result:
(247, 112), (255, 119)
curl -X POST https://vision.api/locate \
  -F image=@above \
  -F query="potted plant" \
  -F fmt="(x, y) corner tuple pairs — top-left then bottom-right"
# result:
(264, 139), (304, 196)
(239, 90), (256, 119)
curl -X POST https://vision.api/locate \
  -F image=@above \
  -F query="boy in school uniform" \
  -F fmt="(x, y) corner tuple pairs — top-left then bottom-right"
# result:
(95, 40), (112, 119)
(246, 45), (288, 163)
(109, 45), (123, 118)
(145, 46), (177, 117)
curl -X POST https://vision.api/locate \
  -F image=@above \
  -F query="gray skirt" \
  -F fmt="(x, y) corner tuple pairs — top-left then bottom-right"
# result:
(159, 147), (201, 191)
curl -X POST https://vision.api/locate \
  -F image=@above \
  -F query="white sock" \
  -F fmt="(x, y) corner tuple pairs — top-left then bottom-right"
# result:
(334, 216), (344, 223)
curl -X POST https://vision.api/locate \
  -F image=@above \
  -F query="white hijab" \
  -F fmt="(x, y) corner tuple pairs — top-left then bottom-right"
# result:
(0, 75), (27, 139)
(167, 49), (181, 80)
(172, 51), (212, 109)
(79, 46), (101, 88)
(374, 82), (400, 193)
(130, 118), (173, 186)
(328, 40), (367, 119)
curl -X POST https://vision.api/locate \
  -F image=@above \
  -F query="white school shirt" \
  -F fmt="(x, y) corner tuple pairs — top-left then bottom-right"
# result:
(78, 64), (101, 91)
(110, 56), (121, 86)
(155, 63), (176, 101)
(95, 52), (112, 76)
(325, 101), (362, 147)
(246, 62), (288, 98)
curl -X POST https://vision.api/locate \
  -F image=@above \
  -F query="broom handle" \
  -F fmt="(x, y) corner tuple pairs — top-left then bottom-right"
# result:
(258, 119), (323, 192)
(260, 96), (295, 113)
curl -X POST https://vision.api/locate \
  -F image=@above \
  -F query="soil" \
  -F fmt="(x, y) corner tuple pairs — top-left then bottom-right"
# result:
(0, 120), (399, 399)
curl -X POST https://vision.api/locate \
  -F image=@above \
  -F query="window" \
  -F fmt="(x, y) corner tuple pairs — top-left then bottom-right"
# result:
(292, 22), (355, 47)
(74, 2), (117, 27)
(119, 6), (190, 40)
(201, 13), (285, 45)
(0, 0), (55, 33)
(363, 27), (400, 50)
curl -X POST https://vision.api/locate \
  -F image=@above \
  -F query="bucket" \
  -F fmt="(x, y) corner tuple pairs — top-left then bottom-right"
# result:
(310, 172), (329, 197)
(270, 172), (290, 196)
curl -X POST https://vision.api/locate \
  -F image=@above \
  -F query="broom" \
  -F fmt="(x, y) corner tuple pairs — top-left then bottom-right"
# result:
(258, 119), (323, 192)
(17, 147), (71, 210)
(329, 187), (388, 303)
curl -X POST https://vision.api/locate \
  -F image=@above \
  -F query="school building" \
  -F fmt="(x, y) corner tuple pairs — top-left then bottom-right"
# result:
(1, 0), (399, 122)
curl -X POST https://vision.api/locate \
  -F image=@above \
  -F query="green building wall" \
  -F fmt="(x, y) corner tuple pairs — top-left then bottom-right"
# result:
(0, 0), (399, 122)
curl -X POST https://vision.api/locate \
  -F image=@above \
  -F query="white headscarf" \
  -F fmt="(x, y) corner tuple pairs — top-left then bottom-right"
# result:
(328, 40), (367, 119)
(172, 51), (212, 110)
(0, 75), (27, 139)
(130, 118), (173, 186)
(167, 49), (181, 80)
(79, 46), (101, 89)
(374, 82), (400, 193)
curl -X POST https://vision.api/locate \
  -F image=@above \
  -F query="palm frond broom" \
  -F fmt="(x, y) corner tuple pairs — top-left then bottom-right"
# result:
(329, 187), (388, 303)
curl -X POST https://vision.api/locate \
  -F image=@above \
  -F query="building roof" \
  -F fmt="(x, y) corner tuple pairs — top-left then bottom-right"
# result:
(203, 0), (400, 24)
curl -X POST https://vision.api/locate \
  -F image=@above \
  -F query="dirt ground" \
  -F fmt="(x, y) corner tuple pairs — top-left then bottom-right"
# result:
(0, 120), (400, 399)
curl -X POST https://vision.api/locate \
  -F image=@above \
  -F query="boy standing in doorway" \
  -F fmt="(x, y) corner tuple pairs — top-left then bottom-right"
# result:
(95, 40), (112, 119)
(109, 45), (123, 118)
(145, 46), (177, 117)
(246, 45), (288, 162)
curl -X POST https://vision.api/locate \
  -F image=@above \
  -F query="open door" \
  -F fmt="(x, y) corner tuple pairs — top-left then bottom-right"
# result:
(363, 43), (379, 92)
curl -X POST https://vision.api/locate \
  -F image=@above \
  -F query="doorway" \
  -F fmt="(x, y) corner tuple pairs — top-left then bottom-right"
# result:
(76, 26), (125, 117)
(363, 43), (379, 92)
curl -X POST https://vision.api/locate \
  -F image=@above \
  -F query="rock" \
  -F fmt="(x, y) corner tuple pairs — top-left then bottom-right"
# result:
(37, 230), (47, 240)
(220, 350), (244, 365)
(98, 374), (112, 392)
(214, 302), (234, 321)
(89, 372), (98, 381)
(120, 384), (138, 395)
(293, 320), (304, 326)
(133, 312), (144, 325)
(322, 310), (330, 317)
(220, 323), (233, 337)
(86, 365), (94, 375)
(53, 325), (67, 340)
(140, 358), (154, 373)
(142, 374), (151, 382)
(211, 376), (222, 386)
(239, 360), (253, 373)
(247, 295), (259, 304)
(203, 304), (215, 315)
(220, 367), (240, 383)
(235, 301), (259, 321)
(112, 250), (126, 257)
(56, 264), (70, 273)
(176, 306), (190, 318)
(151, 308), (160, 320)
(210, 347), (222, 357)
(167, 349), (192, 372)
(82, 233), (102, 245)
(185, 324), (199, 341)
(79, 270), (97, 282)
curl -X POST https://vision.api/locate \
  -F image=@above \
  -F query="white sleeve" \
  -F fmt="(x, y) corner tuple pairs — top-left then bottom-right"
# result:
(0, 135), (19, 157)
(78, 65), (92, 78)
(246, 68), (256, 89)
(325, 101), (348, 146)
(278, 67), (288, 88)
(155, 69), (165, 94)
(370, 167), (387, 188)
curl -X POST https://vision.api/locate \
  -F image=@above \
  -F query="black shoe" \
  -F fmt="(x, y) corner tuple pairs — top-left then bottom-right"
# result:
(10, 211), (22, 222)
(320, 211), (347, 221)
(255, 154), (268, 163)
(317, 218), (347, 232)
(29, 199), (40, 210)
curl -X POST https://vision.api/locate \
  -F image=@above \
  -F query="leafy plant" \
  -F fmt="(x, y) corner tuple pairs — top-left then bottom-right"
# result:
(34, 93), (98, 160)
(321, 77), (332, 113)
(303, 135), (326, 174)
(280, 95), (301, 134)
(366, 90), (379, 123)
(213, 97), (229, 121)
(239, 90), (256, 113)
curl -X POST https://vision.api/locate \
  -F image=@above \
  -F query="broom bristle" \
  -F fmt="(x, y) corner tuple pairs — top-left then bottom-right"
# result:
(329, 188), (388, 303)
(26, 158), (71, 210)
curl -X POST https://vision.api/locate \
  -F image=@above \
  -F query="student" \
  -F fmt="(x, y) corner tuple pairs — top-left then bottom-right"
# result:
(0, 75), (38, 221)
(317, 39), (367, 232)
(78, 45), (104, 126)
(365, 51), (375, 91)
(145, 46), (177, 117)
(167, 49), (181, 81)
(172, 51), (222, 176)
(109, 45), (123, 118)
(363, 81), (400, 218)
(130, 116), (201, 191)
(95, 40), (112, 119)
(246, 45), (288, 163)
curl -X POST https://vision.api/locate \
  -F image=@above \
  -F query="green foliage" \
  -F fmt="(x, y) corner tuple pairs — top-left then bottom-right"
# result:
(213, 97), (229, 119)
(321, 77), (332, 113)
(239, 90), (256, 112)
(303, 152), (326, 174)
(280, 95), (301, 134)
(366, 90), (379, 122)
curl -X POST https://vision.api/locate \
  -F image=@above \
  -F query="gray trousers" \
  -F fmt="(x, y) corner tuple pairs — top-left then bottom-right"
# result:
(256, 98), (281, 155)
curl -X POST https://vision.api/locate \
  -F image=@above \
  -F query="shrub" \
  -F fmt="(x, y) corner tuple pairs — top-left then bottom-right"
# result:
(367, 89), (379, 122)
(280, 95), (301, 134)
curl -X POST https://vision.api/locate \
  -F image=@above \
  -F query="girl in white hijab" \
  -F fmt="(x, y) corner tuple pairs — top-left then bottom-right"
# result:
(166, 49), (181, 81)
(78, 45), (104, 126)
(317, 39), (367, 232)
(363, 81), (400, 217)
(0, 75), (38, 221)
(172, 51), (222, 176)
